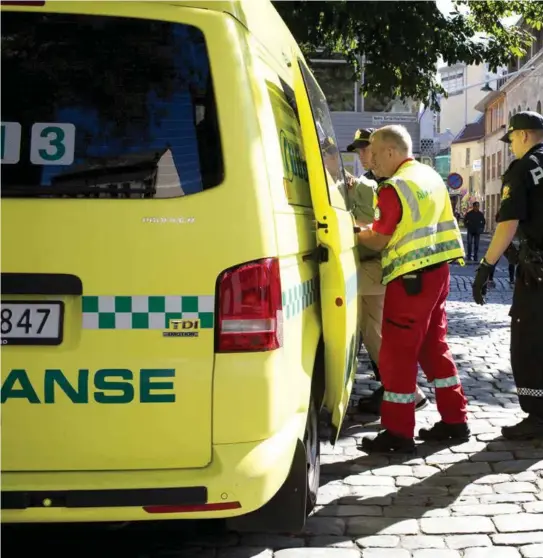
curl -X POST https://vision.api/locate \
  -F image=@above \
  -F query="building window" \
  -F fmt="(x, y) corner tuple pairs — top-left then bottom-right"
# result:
(497, 151), (502, 177)
(469, 175), (474, 194)
(465, 147), (471, 167)
(486, 155), (491, 180)
(537, 100), (542, 114)
(441, 69), (465, 95)
(492, 153), (496, 179)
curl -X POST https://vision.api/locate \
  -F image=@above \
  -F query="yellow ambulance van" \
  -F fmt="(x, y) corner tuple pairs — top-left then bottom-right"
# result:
(0, 0), (360, 532)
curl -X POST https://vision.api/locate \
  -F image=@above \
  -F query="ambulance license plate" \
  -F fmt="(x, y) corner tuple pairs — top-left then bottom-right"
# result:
(1, 301), (64, 345)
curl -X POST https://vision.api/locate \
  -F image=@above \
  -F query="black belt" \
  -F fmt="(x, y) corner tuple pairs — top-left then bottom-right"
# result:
(422, 262), (445, 272)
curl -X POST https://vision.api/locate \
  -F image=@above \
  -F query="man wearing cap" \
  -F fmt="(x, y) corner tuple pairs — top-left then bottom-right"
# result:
(473, 111), (543, 440)
(346, 128), (428, 416)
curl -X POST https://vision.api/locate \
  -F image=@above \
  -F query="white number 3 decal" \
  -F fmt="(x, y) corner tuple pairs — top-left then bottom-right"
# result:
(30, 123), (76, 166)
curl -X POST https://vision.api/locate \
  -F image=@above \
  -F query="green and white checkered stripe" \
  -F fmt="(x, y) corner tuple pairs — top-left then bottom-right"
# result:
(282, 277), (319, 320)
(434, 375), (461, 388)
(82, 296), (215, 330)
(383, 391), (416, 404)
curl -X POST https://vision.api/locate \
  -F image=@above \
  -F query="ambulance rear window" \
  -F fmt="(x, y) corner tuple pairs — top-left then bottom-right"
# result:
(1, 12), (223, 198)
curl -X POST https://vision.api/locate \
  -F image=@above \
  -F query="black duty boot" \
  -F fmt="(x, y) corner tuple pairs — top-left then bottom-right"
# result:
(361, 430), (415, 454)
(418, 421), (470, 442)
(501, 415), (543, 440)
(357, 386), (384, 415)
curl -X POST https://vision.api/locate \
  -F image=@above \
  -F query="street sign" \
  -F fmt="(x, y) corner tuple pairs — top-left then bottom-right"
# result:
(372, 114), (418, 124)
(472, 159), (482, 172)
(421, 156), (433, 167)
(447, 172), (463, 190)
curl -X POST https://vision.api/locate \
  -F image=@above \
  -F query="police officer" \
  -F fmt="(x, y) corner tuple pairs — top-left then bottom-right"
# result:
(473, 111), (543, 440)
(357, 125), (469, 453)
(346, 128), (428, 415)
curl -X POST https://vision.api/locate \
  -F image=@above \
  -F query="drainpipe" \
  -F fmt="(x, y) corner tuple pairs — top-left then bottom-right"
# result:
(482, 109), (487, 232)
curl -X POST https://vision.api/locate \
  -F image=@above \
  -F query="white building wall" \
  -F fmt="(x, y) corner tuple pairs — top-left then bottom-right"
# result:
(439, 63), (502, 138)
(503, 51), (543, 166)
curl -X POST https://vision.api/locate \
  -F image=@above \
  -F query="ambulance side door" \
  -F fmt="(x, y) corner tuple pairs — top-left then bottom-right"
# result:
(293, 58), (359, 443)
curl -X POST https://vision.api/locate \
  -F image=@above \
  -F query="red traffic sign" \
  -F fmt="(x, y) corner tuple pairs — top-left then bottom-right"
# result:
(447, 172), (463, 190)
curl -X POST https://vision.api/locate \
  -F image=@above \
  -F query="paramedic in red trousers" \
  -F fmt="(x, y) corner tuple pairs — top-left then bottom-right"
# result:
(356, 125), (470, 453)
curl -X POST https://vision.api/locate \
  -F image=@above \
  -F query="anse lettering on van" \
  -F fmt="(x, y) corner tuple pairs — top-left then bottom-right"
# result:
(0, 368), (176, 404)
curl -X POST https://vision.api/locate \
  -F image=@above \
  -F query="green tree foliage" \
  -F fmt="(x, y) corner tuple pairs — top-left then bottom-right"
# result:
(273, 1), (543, 110)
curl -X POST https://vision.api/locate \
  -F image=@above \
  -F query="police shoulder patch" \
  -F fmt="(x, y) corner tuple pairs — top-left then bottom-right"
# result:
(501, 185), (511, 201)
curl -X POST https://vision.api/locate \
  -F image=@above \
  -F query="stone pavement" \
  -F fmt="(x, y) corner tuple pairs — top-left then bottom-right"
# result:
(5, 274), (543, 558)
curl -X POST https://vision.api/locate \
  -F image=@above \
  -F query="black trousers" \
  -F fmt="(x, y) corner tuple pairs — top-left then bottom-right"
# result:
(510, 271), (543, 418)
(466, 232), (480, 259)
(489, 263), (516, 283)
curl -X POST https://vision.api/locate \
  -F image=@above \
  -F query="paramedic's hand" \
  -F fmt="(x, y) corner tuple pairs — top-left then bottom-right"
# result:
(472, 258), (494, 305)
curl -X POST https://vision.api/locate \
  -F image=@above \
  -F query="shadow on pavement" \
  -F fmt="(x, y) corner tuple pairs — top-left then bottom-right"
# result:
(307, 437), (540, 541)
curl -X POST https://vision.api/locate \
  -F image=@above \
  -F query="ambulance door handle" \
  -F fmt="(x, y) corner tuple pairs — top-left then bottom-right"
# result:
(316, 221), (328, 230)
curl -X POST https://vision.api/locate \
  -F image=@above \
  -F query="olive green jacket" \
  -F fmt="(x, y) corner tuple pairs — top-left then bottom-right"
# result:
(348, 174), (381, 261)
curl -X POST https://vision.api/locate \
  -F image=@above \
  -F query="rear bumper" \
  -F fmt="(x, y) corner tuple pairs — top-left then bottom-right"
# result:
(1, 413), (305, 523)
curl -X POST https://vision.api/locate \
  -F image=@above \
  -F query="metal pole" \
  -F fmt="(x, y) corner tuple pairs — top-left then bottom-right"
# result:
(464, 67), (468, 127)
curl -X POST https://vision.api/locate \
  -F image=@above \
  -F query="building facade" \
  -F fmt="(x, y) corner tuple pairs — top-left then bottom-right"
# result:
(449, 119), (485, 216)
(475, 20), (543, 231)
(437, 62), (499, 139)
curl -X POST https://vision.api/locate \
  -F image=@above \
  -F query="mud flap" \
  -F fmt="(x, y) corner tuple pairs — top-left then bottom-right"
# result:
(226, 439), (308, 533)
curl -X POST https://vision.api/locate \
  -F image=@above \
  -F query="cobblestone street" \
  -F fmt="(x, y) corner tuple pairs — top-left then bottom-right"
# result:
(5, 273), (543, 558)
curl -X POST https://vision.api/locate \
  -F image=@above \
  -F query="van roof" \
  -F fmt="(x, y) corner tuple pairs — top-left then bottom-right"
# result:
(153, 0), (305, 65)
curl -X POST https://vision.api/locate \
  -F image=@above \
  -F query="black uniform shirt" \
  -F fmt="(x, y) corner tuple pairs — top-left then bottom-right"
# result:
(498, 142), (543, 247)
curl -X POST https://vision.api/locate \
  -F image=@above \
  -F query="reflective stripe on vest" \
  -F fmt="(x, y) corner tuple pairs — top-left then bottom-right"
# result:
(389, 178), (421, 222)
(382, 239), (461, 280)
(380, 161), (464, 284)
(390, 219), (458, 253)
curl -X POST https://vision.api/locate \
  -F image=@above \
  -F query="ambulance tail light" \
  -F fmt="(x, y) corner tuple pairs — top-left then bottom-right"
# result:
(216, 258), (283, 352)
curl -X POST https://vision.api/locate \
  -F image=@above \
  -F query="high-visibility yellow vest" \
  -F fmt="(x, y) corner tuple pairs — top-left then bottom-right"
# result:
(380, 160), (464, 285)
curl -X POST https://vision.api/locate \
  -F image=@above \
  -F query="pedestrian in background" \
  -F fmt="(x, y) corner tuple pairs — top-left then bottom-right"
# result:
(357, 125), (469, 453)
(463, 202), (486, 261)
(472, 111), (543, 440)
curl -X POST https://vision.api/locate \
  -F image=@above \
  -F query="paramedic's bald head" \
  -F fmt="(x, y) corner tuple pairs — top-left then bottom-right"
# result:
(370, 125), (413, 178)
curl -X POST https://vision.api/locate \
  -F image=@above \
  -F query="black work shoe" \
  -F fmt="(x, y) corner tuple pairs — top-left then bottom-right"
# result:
(418, 421), (470, 442)
(416, 398), (429, 412)
(501, 415), (543, 440)
(361, 430), (415, 454)
(357, 386), (384, 414)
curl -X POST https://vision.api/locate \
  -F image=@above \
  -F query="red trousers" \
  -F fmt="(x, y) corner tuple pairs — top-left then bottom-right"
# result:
(379, 263), (468, 439)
